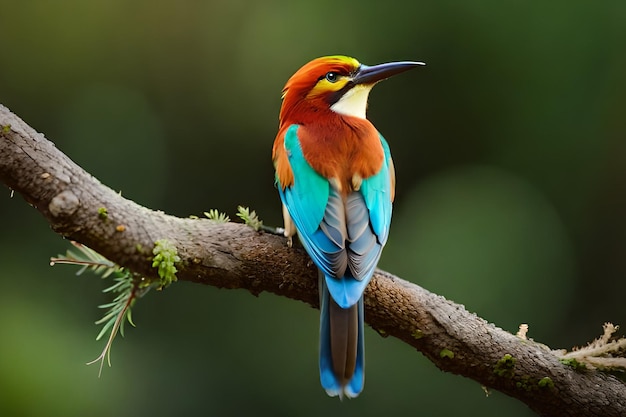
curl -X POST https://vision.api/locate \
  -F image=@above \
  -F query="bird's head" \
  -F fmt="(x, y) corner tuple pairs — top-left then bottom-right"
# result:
(279, 55), (424, 123)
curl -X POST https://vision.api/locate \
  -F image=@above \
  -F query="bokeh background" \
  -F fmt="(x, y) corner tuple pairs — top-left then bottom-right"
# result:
(1, 1), (625, 416)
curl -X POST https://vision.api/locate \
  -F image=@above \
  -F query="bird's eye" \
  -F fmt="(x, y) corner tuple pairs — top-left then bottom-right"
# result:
(325, 72), (338, 83)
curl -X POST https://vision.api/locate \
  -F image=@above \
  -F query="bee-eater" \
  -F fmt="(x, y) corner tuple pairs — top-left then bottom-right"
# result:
(272, 55), (423, 398)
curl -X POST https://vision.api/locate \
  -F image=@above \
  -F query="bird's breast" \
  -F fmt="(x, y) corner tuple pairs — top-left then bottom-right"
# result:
(298, 119), (384, 194)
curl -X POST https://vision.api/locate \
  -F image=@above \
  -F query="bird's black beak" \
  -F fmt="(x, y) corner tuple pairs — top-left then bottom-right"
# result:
(353, 61), (425, 85)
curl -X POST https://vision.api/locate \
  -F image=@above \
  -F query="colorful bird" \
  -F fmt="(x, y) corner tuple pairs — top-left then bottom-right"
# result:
(272, 55), (423, 398)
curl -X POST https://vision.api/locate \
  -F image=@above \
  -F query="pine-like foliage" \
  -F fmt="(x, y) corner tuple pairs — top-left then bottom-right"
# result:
(51, 241), (150, 375)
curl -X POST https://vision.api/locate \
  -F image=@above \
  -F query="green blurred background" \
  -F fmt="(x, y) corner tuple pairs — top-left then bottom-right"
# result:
(1, 1), (625, 416)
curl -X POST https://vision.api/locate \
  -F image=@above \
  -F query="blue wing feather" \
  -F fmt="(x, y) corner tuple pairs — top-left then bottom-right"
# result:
(360, 134), (393, 245)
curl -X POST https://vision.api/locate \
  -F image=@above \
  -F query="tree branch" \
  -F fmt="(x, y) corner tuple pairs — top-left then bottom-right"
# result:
(0, 104), (624, 416)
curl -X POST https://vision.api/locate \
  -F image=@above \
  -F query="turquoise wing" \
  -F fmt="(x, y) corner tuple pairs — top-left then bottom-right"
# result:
(278, 124), (341, 279)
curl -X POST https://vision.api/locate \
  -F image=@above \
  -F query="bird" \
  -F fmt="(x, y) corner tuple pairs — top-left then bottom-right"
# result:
(272, 55), (423, 398)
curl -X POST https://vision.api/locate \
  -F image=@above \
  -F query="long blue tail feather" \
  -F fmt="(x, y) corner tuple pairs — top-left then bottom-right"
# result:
(319, 276), (365, 398)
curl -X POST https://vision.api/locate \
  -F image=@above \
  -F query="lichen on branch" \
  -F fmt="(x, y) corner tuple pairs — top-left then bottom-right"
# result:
(152, 239), (181, 289)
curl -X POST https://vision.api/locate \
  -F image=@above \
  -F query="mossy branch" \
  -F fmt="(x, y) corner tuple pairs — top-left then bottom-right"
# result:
(1, 104), (625, 417)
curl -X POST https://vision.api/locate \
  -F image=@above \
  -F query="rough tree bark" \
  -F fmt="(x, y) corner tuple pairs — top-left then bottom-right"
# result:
(0, 104), (624, 416)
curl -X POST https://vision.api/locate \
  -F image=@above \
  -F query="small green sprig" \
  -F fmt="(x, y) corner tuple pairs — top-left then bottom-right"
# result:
(51, 241), (149, 376)
(51, 241), (119, 277)
(204, 209), (230, 223)
(236, 206), (264, 231)
(235, 205), (287, 235)
(86, 273), (144, 376)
